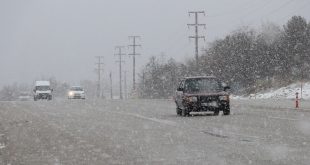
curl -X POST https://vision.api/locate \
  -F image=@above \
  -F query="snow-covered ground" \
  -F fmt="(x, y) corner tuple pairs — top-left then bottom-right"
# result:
(234, 82), (310, 100)
(1, 99), (310, 164)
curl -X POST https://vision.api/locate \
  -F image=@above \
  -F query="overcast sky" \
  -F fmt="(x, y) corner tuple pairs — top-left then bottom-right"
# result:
(1, 0), (310, 88)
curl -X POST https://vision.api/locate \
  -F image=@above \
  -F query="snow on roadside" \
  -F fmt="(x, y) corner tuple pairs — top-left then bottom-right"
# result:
(232, 82), (310, 100)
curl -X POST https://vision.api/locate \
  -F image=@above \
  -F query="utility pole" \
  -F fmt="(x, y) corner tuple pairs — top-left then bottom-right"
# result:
(128, 36), (141, 90)
(110, 72), (113, 99)
(123, 71), (128, 99)
(187, 11), (206, 66)
(115, 46), (126, 100)
(142, 71), (145, 97)
(95, 56), (104, 98)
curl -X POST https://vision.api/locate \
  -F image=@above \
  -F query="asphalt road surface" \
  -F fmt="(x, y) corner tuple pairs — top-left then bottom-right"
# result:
(1, 99), (310, 165)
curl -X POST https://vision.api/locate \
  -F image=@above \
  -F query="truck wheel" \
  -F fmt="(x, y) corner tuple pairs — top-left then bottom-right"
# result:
(223, 108), (230, 115)
(48, 96), (52, 100)
(176, 108), (181, 115)
(181, 108), (189, 117)
(214, 109), (220, 116)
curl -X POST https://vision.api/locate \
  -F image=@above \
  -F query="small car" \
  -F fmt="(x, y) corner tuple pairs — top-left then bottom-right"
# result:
(175, 76), (230, 116)
(68, 86), (86, 99)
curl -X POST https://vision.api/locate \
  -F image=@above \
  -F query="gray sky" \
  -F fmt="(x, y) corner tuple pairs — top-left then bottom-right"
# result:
(1, 0), (310, 88)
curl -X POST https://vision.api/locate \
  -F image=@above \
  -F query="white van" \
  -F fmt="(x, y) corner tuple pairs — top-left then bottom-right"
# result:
(33, 81), (53, 101)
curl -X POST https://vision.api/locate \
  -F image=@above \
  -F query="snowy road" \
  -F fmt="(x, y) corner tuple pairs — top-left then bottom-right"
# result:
(1, 99), (310, 165)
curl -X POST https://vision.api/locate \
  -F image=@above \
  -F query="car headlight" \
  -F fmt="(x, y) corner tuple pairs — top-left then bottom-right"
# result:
(219, 95), (229, 101)
(68, 91), (74, 96)
(187, 96), (198, 102)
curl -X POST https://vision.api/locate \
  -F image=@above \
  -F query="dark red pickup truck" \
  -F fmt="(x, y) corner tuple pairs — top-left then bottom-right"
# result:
(175, 76), (230, 116)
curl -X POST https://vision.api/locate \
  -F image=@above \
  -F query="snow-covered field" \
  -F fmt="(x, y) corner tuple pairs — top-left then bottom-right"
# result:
(234, 82), (310, 100)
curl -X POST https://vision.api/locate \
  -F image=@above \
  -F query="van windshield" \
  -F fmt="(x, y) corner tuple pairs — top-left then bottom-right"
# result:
(70, 87), (83, 91)
(35, 86), (50, 91)
(184, 78), (221, 93)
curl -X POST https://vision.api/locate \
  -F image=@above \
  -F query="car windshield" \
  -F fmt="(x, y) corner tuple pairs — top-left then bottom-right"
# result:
(35, 86), (50, 91)
(184, 78), (221, 93)
(70, 87), (83, 91)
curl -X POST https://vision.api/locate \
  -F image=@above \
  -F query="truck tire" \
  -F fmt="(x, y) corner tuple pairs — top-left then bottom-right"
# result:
(223, 108), (230, 115)
(214, 109), (220, 116)
(181, 108), (189, 117)
(176, 108), (181, 115)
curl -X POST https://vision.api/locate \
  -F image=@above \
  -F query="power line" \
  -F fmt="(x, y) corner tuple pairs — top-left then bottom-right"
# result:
(114, 46), (126, 100)
(246, 0), (295, 26)
(266, 0), (295, 16)
(187, 11), (206, 65)
(162, 23), (188, 53)
(95, 56), (104, 98)
(268, 0), (310, 22)
(128, 36), (141, 91)
(201, 47), (208, 55)
(208, 0), (263, 18)
(208, 0), (275, 30)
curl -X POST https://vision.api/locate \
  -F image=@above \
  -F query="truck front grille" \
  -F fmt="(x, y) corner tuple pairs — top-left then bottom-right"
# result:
(199, 96), (219, 103)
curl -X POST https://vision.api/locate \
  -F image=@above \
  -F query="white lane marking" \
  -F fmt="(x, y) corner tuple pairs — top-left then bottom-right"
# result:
(268, 116), (300, 121)
(0, 143), (6, 149)
(111, 111), (176, 126)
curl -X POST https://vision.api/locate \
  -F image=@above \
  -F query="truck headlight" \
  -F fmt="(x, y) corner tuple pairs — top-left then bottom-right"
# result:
(219, 95), (229, 101)
(188, 96), (198, 102)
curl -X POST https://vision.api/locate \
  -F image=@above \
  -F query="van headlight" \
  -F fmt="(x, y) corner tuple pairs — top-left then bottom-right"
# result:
(219, 95), (229, 101)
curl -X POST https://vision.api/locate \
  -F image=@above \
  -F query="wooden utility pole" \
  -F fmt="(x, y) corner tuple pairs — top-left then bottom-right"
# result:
(115, 46), (126, 99)
(95, 56), (104, 98)
(128, 36), (141, 90)
(124, 71), (128, 99)
(110, 72), (113, 99)
(188, 11), (206, 66)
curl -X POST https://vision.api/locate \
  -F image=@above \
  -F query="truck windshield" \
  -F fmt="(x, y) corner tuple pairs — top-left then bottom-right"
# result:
(35, 86), (50, 91)
(184, 78), (221, 93)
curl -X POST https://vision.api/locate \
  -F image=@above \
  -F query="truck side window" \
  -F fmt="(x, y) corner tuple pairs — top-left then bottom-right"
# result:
(178, 80), (185, 91)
